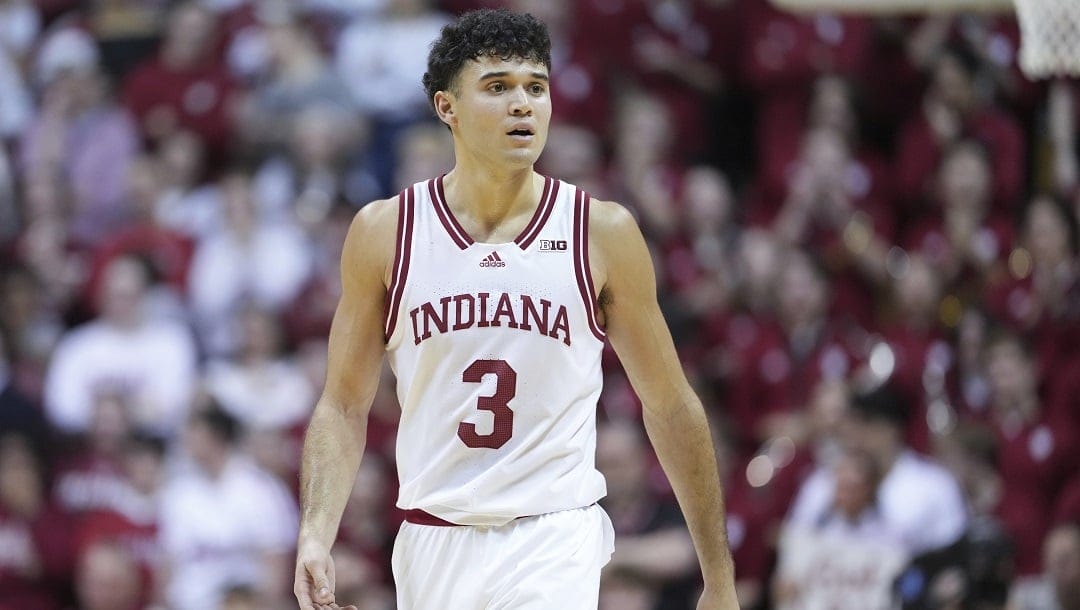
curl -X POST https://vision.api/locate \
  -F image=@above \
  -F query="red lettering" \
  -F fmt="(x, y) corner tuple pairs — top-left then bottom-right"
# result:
(518, 295), (549, 332)
(409, 307), (422, 345)
(477, 292), (491, 327)
(458, 359), (516, 449)
(550, 305), (571, 346)
(491, 292), (519, 328)
(420, 297), (452, 340)
(452, 294), (475, 331)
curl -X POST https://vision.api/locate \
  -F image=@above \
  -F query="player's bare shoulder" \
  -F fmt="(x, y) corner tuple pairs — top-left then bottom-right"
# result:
(343, 197), (400, 289)
(586, 198), (647, 295)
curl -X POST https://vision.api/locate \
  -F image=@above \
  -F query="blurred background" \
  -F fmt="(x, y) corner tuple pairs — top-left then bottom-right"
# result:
(0, 0), (1078, 609)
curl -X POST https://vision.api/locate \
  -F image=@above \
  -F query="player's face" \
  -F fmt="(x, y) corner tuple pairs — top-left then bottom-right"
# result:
(440, 55), (552, 169)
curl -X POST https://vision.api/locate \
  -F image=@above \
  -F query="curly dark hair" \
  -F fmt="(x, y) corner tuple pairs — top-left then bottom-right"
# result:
(422, 9), (551, 111)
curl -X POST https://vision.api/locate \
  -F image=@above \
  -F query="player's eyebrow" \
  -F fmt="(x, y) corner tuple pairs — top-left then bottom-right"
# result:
(478, 71), (550, 82)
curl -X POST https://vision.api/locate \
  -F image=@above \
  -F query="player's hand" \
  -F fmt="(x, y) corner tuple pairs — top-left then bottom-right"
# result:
(295, 540), (354, 610)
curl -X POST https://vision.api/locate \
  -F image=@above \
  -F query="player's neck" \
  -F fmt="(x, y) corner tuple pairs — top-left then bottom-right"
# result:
(442, 165), (542, 230)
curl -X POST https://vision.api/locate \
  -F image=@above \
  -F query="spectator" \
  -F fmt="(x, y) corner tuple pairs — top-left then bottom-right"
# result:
(0, 432), (74, 610)
(158, 406), (298, 610)
(153, 129), (222, 239)
(0, 332), (49, 456)
(984, 330), (1079, 575)
(774, 447), (908, 610)
(1007, 522), (1080, 610)
(52, 391), (136, 515)
(336, 456), (398, 597)
(203, 305), (315, 430)
(236, 8), (354, 152)
(10, 169), (89, 317)
(20, 26), (141, 242)
(607, 90), (682, 243)
(391, 121), (454, 194)
(876, 255), (950, 451)
(121, 2), (238, 156)
(728, 247), (854, 448)
(986, 194), (1080, 425)
(904, 140), (1013, 297)
(72, 432), (164, 610)
(82, 154), (196, 310)
(0, 264), (63, 402)
(335, 0), (451, 187)
(537, 123), (608, 199)
(597, 419), (697, 610)
(0, 48), (33, 144)
(252, 102), (378, 225)
(283, 201), (351, 346)
(187, 169), (312, 355)
(43, 256), (198, 437)
(0, 1), (41, 63)
(789, 382), (968, 555)
(71, 540), (142, 610)
(896, 43), (1024, 214)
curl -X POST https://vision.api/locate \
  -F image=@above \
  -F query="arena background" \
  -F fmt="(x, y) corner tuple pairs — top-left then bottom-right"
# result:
(0, 0), (1078, 609)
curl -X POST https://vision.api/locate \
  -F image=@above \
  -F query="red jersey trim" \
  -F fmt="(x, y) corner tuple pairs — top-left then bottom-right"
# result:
(429, 175), (560, 251)
(515, 176), (558, 250)
(573, 189), (606, 341)
(402, 509), (461, 526)
(384, 186), (415, 341)
(431, 176), (473, 249)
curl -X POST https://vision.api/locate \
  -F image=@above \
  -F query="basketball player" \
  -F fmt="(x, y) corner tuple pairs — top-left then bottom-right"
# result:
(294, 9), (738, 610)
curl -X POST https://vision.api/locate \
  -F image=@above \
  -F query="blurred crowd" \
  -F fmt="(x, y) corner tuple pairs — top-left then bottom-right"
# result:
(0, 0), (1079, 609)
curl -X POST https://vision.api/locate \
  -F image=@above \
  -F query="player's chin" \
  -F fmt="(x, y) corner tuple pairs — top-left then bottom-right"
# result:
(504, 147), (542, 167)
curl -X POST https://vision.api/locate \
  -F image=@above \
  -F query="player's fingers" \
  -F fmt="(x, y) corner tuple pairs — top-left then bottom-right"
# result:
(305, 560), (335, 604)
(294, 576), (317, 610)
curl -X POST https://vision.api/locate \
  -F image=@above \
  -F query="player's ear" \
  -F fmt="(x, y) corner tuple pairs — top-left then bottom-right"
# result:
(434, 91), (456, 129)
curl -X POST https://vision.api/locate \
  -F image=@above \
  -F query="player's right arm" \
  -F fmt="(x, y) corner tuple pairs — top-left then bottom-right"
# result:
(294, 198), (397, 610)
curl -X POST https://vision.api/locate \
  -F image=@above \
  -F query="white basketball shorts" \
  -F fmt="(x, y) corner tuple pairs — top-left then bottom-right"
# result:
(391, 504), (615, 610)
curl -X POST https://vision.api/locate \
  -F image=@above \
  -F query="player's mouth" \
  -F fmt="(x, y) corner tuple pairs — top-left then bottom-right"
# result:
(507, 125), (535, 141)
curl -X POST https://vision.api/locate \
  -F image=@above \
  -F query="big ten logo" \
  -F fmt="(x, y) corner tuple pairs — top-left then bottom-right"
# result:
(538, 239), (568, 252)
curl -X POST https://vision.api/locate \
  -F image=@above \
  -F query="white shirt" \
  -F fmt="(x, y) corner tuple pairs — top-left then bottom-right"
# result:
(203, 358), (315, 430)
(788, 450), (968, 554)
(160, 455), (298, 610)
(44, 318), (198, 436)
(335, 13), (450, 118)
(188, 223), (311, 354)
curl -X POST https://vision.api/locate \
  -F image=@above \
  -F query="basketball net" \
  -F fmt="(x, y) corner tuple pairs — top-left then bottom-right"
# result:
(1013, 0), (1080, 79)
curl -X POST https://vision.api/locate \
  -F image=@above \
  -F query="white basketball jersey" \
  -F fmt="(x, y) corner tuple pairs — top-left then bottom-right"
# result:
(384, 175), (607, 526)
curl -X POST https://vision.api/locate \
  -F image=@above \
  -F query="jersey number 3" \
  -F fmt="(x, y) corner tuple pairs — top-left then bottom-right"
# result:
(458, 359), (517, 449)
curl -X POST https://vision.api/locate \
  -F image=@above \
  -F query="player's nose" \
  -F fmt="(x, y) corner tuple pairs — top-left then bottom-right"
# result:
(508, 86), (532, 116)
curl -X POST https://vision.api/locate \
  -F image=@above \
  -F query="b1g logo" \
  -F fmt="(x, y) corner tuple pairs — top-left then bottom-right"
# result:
(538, 239), (568, 252)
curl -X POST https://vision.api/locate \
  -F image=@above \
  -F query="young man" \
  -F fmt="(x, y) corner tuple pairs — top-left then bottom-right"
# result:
(294, 9), (738, 610)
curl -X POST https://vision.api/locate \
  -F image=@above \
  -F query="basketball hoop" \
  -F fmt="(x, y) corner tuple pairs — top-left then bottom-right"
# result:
(1013, 0), (1080, 79)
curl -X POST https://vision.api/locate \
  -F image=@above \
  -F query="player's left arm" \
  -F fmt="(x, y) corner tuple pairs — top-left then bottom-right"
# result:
(591, 199), (739, 609)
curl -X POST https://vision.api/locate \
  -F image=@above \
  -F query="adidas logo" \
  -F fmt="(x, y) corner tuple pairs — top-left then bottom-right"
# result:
(479, 251), (506, 268)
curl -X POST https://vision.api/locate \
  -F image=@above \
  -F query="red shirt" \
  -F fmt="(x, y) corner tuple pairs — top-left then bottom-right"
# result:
(728, 320), (855, 448)
(895, 106), (1025, 214)
(0, 505), (74, 610)
(993, 415), (1078, 574)
(121, 55), (238, 155)
(84, 223), (195, 309)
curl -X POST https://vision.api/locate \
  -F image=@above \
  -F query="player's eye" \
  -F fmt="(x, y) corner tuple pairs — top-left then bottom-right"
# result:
(488, 82), (505, 93)
(529, 84), (546, 95)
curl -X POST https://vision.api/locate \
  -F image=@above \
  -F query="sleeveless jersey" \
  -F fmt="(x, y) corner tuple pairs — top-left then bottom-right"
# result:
(384, 175), (607, 526)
